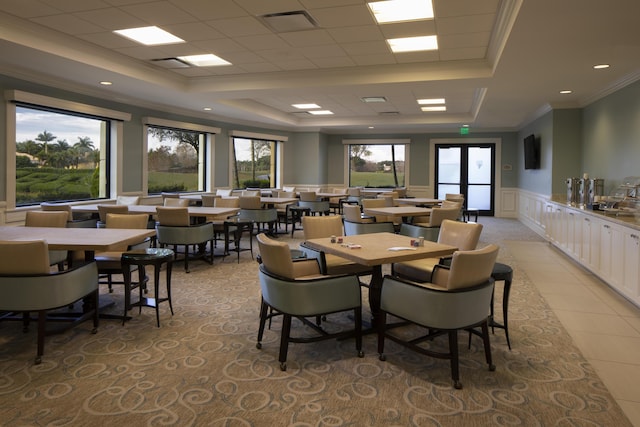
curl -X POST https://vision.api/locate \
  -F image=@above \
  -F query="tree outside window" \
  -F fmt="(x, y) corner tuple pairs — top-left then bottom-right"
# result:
(147, 127), (203, 194)
(232, 138), (275, 189)
(349, 144), (405, 187)
(15, 106), (107, 206)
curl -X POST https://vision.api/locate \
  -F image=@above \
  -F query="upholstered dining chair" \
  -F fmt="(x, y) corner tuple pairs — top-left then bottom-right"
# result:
(410, 207), (461, 234)
(24, 210), (69, 270)
(116, 195), (140, 205)
(238, 196), (277, 236)
(216, 188), (233, 197)
(200, 194), (219, 207)
(362, 198), (397, 225)
(155, 206), (215, 273)
(299, 215), (372, 277)
(393, 219), (483, 283)
(298, 191), (330, 216)
(40, 202), (97, 228)
(0, 239), (99, 364)
(255, 233), (364, 371)
(163, 198), (190, 207)
(377, 244), (500, 389)
(342, 204), (375, 223)
(94, 213), (151, 296)
(343, 218), (395, 235)
(97, 204), (129, 227)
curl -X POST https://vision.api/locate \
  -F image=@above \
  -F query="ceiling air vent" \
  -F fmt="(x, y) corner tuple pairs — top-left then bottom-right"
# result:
(379, 111), (400, 116)
(261, 11), (318, 33)
(151, 58), (191, 69)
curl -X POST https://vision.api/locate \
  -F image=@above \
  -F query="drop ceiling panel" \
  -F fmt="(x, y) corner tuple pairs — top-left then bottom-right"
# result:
(208, 16), (270, 37)
(340, 40), (390, 56)
(39, 0), (111, 13)
(310, 5), (374, 28)
(0, 1), (62, 18)
(437, 14), (497, 35)
(235, 34), (290, 51)
(434, 0), (500, 18)
(163, 22), (226, 42)
(326, 26), (383, 43)
(278, 30), (336, 48)
(30, 14), (99, 35)
(170, 0), (247, 20)
(120, 2), (197, 25)
(73, 8), (144, 30)
(378, 21), (438, 39)
(234, 0), (306, 16)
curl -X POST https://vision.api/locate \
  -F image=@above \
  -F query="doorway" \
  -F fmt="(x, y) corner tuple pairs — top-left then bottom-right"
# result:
(434, 143), (495, 216)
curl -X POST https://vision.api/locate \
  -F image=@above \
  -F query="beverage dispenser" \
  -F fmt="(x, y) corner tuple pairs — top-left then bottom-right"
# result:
(587, 178), (604, 208)
(578, 178), (590, 207)
(566, 178), (579, 205)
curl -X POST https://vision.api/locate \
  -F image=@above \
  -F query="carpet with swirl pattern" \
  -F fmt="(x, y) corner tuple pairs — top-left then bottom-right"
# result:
(0, 218), (632, 426)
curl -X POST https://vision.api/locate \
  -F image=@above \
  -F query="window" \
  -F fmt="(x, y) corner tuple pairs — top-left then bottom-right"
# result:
(147, 126), (205, 194)
(15, 105), (110, 206)
(232, 137), (277, 189)
(348, 143), (406, 187)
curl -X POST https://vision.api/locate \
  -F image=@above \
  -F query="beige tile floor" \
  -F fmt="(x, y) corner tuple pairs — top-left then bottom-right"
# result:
(506, 240), (640, 426)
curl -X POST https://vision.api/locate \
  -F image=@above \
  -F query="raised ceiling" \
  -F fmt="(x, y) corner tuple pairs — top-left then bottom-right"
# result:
(0, 0), (638, 134)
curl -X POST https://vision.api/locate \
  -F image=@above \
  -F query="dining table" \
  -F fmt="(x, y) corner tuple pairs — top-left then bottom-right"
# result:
(71, 204), (240, 219)
(177, 195), (298, 207)
(362, 206), (433, 223)
(303, 232), (456, 324)
(395, 197), (443, 207)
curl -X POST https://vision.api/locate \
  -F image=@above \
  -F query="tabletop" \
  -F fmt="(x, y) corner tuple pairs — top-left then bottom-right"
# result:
(395, 198), (442, 206)
(363, 206), (433, 218)
(178, 195), (298, 205)
(71, 204), (239, 217)
(304, 232), (456, 267)
(0, 226), (156, 252)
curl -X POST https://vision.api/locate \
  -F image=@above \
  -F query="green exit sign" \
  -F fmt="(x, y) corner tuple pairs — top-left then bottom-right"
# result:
(460, 127), (469, 135)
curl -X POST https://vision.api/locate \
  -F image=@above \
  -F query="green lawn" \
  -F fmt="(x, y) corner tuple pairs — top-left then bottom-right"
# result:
(350, 171), (404, 187)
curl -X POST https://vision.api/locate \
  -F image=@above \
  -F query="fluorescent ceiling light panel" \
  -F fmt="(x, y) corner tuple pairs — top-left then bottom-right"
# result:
(417, 98), (445, 105)
(421, 106), (446, 112)
(388, 35), (438, 53)
(178, 54), (230, 67)
(114, 26), (184, 46)
(368, 0), (434, 23)
(361, 96), (387, 103)
(292, 103), (321, 109)
(308, 110), (334, 115)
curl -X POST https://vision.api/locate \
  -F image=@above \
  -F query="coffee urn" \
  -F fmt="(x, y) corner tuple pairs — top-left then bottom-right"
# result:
(587, 178), (604, 209)
(578, 178), (590, 207)
(566, 178), (579, 205)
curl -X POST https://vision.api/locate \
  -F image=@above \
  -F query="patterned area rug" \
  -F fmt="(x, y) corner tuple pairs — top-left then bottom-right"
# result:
(0, 218), (632, 426)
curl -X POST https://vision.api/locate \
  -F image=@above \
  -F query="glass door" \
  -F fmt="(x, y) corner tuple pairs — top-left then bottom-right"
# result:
(435, 144), (495, 216)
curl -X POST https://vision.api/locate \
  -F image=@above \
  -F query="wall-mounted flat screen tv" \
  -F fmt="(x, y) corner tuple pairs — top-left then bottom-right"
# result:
(524, 134), (540, 169)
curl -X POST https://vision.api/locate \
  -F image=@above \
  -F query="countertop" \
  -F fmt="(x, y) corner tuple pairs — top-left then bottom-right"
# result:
(548, 195), (640, 231)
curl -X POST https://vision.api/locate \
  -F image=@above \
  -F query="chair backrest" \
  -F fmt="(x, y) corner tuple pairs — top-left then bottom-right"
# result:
(161, 192), (180, 200)
(276, 191), (295, 198)
(239, 196), (262, 209)
(215, 197), (240, 208)
(201, 194), (219, 207)
(216, 188), (233, 197)
(164, 198), (190, 207)
(395, 188), (407, 198)
(105, 213), (149, 229)
(97, 204), (129, 222)
(155, 207), (190, 226)
(445, 193), (464, 202)
(241, 190), (260, 197)
(299, 191), (317, 202)
(282, 186), (296, 193)
(0, 240), (50, 274)
(343, 219), (395, 235)
(302, 215), (343, 240)
(256, 233), (296, 279)
(432, 244), (499, 290)
(429, 207), (461, 226)
(40, 202), (73, 221)
(437, 219), (482, 250)
(362, 198), (387, 209)
(116, 195), (140, 205)
(347, 187), (361, 197)
(343, 204), (364, 222)
(397, 223), (439, 241)
(25, 210), (68, 228)
(332, 188), (347, 195)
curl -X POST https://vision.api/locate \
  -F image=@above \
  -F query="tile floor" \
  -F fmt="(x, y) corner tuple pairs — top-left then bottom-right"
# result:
(507, 240), (640, 426)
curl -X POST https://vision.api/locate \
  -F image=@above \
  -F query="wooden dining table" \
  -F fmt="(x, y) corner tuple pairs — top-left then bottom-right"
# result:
(303, 232), (456, 323)
(395, 197), (442, 207)
(363, 206), (433, 223)
(71, 204), (240, 218)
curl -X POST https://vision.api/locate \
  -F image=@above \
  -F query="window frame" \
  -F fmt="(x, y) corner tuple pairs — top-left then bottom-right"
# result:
(229, 130), (286, 189)
(142, 117), (219, 195)
(342, 139), (411, 188)
(5, 90), (130, 210)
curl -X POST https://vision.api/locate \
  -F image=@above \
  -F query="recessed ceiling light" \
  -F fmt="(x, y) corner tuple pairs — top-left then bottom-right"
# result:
(593, 64), (610, 69)
(292, 103), (321, 109)
(560, 90), (572, 94)
(114, 26), (184, 46)
(368, 0), (434, 23)
(421, 106), (446, 112)
(99, 81), (112, 86)
(178, 54), (230, 67)
(308, 110), (334, 115)
(388, 35), (438, 53)
(203, 107), (212, 111)
(361, 96), (387, 103)
(417, 98), (445, 105)
(368, 126), (375, 129)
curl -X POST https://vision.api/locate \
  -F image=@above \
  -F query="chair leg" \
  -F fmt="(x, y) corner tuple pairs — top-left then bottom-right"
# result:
(184, 244), (190, 273)
(481, 321), (496, 372)
(448, 330), (462, 389)
(354, 307), (364, 357)
(36, 310), (46, 365)
(256, 298), (269, 349)
(278, 314), (292, 371)
(377, 312), (387, 361)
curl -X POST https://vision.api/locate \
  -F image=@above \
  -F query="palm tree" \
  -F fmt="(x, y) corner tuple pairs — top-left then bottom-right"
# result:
(74, 136), (95, 165)
(36, 130), (56, 155)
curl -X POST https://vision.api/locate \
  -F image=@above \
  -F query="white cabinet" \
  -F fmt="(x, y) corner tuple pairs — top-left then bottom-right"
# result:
(600, 221), (624, 290)
(580, 215), (600, 272)
(623, 231), (640, 306)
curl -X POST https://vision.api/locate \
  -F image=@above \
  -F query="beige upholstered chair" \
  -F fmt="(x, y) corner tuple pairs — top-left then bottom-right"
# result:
(342, 204), (375, 223)
(274, 191), (297, 230)
(255, 233), (363, 371)
(343, 219), (395, 235)
(25, 210), (69, 270)
(116, 195), (140, 205)
(299, 215), (372, 276)
(200, 194), (219, 207)
(298, 191), (330, 216)
(94, 213), (151, 295)
(412, 206), (461, 229)
(241, 190), (260, 197)
(362, 198), (396, 224)
(40, 202), (97, 227)
(328, 188), (347, 213)
(164, 198), (190, 207)
(0, 240), (99, 364)
(155, 207), (215, 272)
(377, 191), (399, 207)
(216, 188), (233, 197)
(282, 186), (296, 193)
(97, 204), (129, 224)
(238, 196), (277, 235)
(378, 244), (499, 389)
(393, 220), (483, 282)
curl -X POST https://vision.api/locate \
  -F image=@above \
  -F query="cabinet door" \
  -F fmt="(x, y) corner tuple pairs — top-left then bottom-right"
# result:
(583, 216), (600, 272)
(601, 222), (624, 289)
(623, 231), (640, 304)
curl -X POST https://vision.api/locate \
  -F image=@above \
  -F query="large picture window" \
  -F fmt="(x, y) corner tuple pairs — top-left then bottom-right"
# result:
(348, 143), (406, 187)
(147, 126), (205, 194)
(232, 137), (276, 189)
(15, 105), (110, 206)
